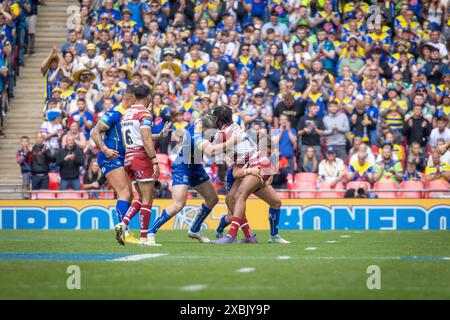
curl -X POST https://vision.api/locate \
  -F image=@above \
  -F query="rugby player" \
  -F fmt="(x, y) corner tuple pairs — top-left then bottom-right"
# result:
(114, 85), (160, 247)
(91, 85), (139, 244)
(211, 106), (287, 244)
(146, 114), (240, 245)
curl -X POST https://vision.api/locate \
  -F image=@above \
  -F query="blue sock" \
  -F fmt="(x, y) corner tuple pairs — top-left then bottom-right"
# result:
(269, 207), (280, 237)
(116, 200), (130, 223)
(190, 203), (212, 233)
(216, 215), (230, 233)
(149, 210), (171, 234)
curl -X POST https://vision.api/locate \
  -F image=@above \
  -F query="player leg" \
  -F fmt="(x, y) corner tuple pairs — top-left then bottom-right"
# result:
(148, 184), (189, 244)
(215, 168), (237, 238)
(135, 179), (159, 247)
(188, 179), (219, 243)
(213, 175), (262, 244)
(253, 184), (290, 244)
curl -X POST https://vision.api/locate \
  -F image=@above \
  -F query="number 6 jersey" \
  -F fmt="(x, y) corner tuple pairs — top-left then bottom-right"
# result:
(121, 104), (153, 155)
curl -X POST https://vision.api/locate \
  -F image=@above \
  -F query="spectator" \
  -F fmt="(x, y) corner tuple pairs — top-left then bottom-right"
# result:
(68, 98), (95, 139)
(40, 109), (63, 159)
(56, 135), (84, 191)
(377, 131), (404, 163)
(30, 133), (52, 190)
(347, 149), (375, 183)
(350, 143), (376, 167)
(403, 160), (422, 182)
(403, 105), (433, 151)
(243, 88), (272, 130)
(253, 53), (280, 94)
(16, 136), (31, 198)
(425, 150), (450, 183)
(273, 92), (305, 129)
(272, 114), (297, 176)
(318, 147), (346, 187)
(323, 100), (350, 162)
(351, 100), (375, 143)
(428, 139), (450, 166)
(374, 143), (404, 184)
(62, 122), (87, 151)
(83, 160), (106, 199)
(407, 142), (428, 172)
(297, 103), (324, 162)
(301, 146), (318, 173)
(429, 116), (450, 148)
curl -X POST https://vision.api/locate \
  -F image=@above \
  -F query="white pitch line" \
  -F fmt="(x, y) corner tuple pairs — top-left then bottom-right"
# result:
(179, 284), (208, 292)
(110, 253), (167, 262)
(326, 241), (337, 243)
(305, 247), (317, 251)
(277, 256), (291, 260)
(340, 235), (351, 238)
(443, 257), (450, 260)
(236, 267), (256, 273)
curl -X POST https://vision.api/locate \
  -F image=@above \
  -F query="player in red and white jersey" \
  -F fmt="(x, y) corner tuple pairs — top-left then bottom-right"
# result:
(211, 106), (285, 244)
(115, 85), (160, 247)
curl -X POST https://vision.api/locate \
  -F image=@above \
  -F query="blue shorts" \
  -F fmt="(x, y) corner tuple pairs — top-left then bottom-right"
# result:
(226, 168), (234, 192)
(98, 152), (124, 175)
(172, 163), (210, 187)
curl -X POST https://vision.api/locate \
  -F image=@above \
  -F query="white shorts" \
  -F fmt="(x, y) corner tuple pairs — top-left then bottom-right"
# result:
(27, 15), (37, 34)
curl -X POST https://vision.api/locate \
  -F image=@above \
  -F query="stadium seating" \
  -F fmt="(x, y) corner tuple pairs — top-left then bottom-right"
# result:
(317, 181), (345, 198)
(49, 172), (60, 190)
(373, 181), (399, 198)
(290, 181), (317, 198)
(399, 181), (424, 198)
(294, 173), (318, 184)
(32, 193), (56, 200)
(346, 181), (372, 193)
(426, 181), (450, 198)
(57, 192), (85, 199)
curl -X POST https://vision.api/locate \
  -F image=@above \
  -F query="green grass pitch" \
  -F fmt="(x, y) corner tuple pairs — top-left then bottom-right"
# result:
(0, 230), (449, 299)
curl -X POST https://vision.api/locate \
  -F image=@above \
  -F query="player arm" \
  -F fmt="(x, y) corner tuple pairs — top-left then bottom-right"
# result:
(91, 121), (119, 158)
(232, 166), (261, 179)
(200, 134), (239, 157)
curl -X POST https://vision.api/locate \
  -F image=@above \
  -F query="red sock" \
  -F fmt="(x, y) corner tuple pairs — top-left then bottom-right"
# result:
(122, 200), (141, 226)
(227, 217), (241, 238)
(140, 205), (152, 239)
(240, 218), (253, 238)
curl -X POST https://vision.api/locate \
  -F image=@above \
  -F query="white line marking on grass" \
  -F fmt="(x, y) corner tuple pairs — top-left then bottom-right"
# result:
(277, 256), (291, 260)
(326, 241), (337, 243)
(110, 253), (167, 261)
(179, 284), (208, 292)
(340, 235), (351, 238)
(305, 247), (317, 251)
(236, 267), (256, 273)
(443, 257), (450, 260)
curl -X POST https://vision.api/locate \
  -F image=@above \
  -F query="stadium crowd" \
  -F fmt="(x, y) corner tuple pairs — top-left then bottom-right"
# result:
(13, 0), (450, 198)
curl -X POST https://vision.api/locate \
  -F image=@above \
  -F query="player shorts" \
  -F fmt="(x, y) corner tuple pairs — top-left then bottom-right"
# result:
(226, 168), (234, 192)
(172, 163), (210, 187)
(124, 152), (155, 182)
(98, 152), (124, 176)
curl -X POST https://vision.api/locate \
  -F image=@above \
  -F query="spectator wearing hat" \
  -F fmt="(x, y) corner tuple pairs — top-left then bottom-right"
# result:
(244, 88), (272, 130)
(68, 87), (95, 115)
(318, 146), (346, 186)
(41, 48), (62, 101)
(40, 109), (63, 156)
(117, 8), (138, 36)
(284, 62), (307, 92)
(323, 100), (350, 161)
(30, 133), (53, 190)
(374, 142), (404, 184)
(56, 135), (85, 191)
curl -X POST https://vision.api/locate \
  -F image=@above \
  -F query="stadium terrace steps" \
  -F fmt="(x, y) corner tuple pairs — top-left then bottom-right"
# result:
(0, 1), (74, 192)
